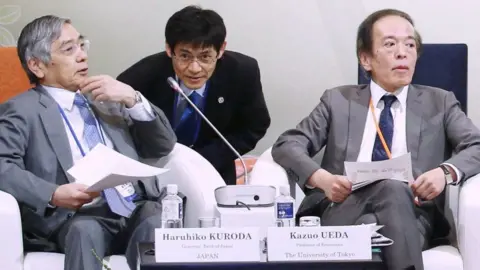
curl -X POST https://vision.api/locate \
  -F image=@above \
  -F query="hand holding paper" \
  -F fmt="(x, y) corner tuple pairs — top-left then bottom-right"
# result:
(67, 144), (168, 192)
(311, 169), (352, 203)
(50, 183), (100, 209)
(411, 167), (446, 201)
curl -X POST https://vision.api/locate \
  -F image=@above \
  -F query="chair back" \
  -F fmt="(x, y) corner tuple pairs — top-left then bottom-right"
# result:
(148, 143), (225, 228)
(0, 47), (31, 103)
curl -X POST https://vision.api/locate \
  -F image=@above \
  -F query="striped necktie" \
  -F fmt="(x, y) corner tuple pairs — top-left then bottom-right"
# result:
(73, 93), (137, 217)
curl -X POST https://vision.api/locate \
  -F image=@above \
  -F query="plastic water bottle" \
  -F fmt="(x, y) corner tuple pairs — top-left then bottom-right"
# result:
(161, 184), (183, 228)
(274, 185), (295, 227)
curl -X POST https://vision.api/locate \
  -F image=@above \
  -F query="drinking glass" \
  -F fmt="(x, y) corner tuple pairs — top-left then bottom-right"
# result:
(299, 216), (321, 227)
(198, 217), (219, 228)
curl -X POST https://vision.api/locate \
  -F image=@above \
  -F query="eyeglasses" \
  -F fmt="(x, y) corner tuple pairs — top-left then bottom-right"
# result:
(55, 39), (90, 56)
(172, 53), (217, 66)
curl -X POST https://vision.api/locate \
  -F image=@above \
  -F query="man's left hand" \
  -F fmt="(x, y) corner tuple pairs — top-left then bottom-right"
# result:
(80, 75), (137, 108)
(411, 168), (446, 201)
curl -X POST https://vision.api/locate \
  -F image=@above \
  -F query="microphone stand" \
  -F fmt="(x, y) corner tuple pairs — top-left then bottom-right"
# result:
(167, 77), (249, 185)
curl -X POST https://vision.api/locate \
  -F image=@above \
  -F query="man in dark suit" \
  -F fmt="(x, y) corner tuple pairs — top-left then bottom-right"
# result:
(117, 5), (271, 185)
(0, 15), (176, 270)
(271, 9), (480, 270)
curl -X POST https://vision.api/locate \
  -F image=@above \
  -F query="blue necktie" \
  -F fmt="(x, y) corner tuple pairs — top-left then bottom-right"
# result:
(73, 94), (137, 217)
(176, 91), (203, 146)
(372, 95), (397, 161)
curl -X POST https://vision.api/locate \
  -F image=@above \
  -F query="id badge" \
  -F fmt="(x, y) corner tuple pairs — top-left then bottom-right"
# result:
(115, 183), (137, 202)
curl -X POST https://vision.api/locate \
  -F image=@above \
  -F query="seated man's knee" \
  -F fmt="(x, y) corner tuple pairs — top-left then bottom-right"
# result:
(379, 179), (412, 194)
(130, 201), (162, 230)
(142, 215), (162, 231)
(66, 216), (104, 241)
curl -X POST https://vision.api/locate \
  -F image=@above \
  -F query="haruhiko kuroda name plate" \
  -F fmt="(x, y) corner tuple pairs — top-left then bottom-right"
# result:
(267, 225), (372, 261)
(155, 227), (261, 263)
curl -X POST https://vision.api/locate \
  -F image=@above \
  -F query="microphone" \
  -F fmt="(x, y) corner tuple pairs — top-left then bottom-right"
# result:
(167, 77), (276, 208)
(167, 77), (249, 184)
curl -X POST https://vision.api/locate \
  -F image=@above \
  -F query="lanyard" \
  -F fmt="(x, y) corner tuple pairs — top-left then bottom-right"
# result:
(57, 104), (106, 157)
(172, 81), (209, 145)
(369, 98), (392, 159)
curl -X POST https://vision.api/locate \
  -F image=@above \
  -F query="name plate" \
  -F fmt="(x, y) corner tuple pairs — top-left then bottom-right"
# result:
(155, 227), (261, 263)
(267, 225), (372, 261)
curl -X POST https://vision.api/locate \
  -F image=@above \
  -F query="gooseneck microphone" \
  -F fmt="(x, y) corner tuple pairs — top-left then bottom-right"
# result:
(167, 77), (276, 209)
(167, 77), (249, 184)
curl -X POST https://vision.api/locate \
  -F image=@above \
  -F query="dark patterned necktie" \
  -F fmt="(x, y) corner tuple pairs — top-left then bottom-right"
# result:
(371, 95), (397, 161)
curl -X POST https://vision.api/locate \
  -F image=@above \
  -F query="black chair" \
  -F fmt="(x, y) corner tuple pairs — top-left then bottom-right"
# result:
(358, 44), (468, 114)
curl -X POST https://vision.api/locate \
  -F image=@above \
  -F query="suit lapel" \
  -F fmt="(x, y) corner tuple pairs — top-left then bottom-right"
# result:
(405, 85), (423, 163)
(88, 101), (138, 159)
(193, 61), (228, 142)
(345, 85), (371, 161)
(99, 118), (134, 157)
(203, 71), (225, 127)
(36, 86), (74, 179)
(160, 76), (176, 125)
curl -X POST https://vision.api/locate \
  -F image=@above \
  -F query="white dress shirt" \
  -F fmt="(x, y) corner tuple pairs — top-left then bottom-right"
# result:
(43, 85), (155, 165)
(176, 80), (206, 109)
(357, 80), (409, 161)
(357, 80), (462, 180)
(179, 81), (206, 99)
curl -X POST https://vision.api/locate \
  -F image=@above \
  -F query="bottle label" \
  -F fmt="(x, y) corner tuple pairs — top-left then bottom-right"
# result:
(276, 202), (294, 219)
(162, 200), (182, 220)
(115, 183), (137, 202)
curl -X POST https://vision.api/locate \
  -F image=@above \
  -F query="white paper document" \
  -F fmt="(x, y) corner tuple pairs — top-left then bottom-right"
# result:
(363, 223), (394, 247)
(67, 144), (168, 192)
(344, 153), (414, 191)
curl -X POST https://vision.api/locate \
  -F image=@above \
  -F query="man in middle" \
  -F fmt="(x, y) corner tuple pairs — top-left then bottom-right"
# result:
(117, 5), (271, 185)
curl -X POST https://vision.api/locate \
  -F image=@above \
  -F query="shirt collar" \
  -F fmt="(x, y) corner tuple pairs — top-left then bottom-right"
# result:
(370, 80), (408, 107)
(42, 85), (79, 111)
(175, 75), (206, 97)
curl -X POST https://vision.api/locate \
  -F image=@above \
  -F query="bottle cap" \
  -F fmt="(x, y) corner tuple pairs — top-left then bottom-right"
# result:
(279, 185), (290, 196)
(167, 184), (178, 195)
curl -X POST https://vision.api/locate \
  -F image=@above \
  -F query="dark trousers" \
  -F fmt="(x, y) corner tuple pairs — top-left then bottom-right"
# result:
(52, 200), (162, 270)
(300, 180), (433, 270)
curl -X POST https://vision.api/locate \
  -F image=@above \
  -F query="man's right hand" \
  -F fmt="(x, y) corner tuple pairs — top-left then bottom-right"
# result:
(308, 169), (352, 203)
(50, 183), (100, 210)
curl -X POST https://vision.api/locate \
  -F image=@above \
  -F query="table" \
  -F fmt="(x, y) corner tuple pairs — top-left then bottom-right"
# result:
(138, 242), (385, 270)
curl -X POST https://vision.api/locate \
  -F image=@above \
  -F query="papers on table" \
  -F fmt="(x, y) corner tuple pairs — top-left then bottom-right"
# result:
(344, 153), (414, 191)
(364, 223), (394, 247)
(67, 144), (168, 192)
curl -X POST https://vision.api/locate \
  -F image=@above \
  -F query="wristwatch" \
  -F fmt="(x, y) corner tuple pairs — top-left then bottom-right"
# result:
(133, 91), (142, 105)
(439, 164), (454, 185)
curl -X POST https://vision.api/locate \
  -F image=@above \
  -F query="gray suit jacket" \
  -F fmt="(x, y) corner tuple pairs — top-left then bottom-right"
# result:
(0, 86), (176, 250)
(272, 84), (480, 238)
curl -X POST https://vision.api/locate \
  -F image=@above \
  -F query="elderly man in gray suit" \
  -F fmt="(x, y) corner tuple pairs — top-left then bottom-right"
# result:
(0, 15), (176, 270)
(272, 9), (480, 270)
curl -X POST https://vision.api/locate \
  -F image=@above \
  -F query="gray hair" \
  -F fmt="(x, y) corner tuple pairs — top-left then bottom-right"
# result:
(17, 15), (71, 84)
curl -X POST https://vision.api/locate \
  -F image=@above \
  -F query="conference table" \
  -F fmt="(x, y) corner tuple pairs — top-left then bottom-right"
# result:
(137, 242), (385, 270)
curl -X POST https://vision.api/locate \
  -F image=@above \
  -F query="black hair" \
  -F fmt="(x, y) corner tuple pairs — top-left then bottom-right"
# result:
(165, 5), (226, 53)
(356, 9), (423, 77)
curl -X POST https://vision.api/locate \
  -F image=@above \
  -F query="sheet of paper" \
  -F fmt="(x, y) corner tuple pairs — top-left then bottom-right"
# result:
(359, 223), (384, 235)
(344, 153), (414, 191)
(67, 144), (168, 192)
(360, 223), (393, 246)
